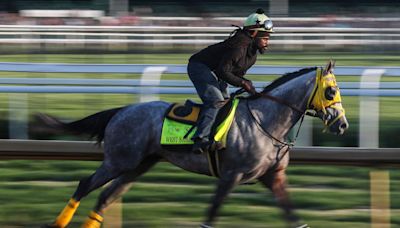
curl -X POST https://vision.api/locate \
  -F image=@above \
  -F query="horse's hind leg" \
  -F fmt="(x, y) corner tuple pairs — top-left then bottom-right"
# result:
(81, 155), (161, 228)
(201, 172), (243, 228)
(258, 166), (307, 228)
(46, 163), (122, 228)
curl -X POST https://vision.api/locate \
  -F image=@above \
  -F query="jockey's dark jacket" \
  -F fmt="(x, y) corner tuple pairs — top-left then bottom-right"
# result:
(189, 29), (258, 87)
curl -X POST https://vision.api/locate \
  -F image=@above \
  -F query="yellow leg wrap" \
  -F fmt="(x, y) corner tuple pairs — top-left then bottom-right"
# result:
(53, 198), (80, 228)
(82, 211), (104, 228)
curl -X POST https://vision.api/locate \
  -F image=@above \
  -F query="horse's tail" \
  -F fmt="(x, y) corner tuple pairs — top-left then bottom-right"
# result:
(36, 107), (124, 144)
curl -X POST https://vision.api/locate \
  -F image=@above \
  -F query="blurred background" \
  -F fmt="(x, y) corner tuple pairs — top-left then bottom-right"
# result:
(0, 0), (399, 227)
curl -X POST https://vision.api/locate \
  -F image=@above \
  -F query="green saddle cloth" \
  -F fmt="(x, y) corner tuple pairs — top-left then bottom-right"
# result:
(160, 99), (240, 148)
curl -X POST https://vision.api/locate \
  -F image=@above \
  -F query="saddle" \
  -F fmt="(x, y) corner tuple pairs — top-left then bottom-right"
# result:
(161, 98), (239, 150)
(160, 98), (240, 178)
(166, 99), (203, 125)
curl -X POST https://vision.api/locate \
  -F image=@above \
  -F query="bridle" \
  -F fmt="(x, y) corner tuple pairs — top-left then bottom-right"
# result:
(248, 67), (345, 128)
(240, 67), (343, 166)
(306, 67), (345, 131)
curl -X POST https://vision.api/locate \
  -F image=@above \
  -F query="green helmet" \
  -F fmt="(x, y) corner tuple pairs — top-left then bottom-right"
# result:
(244, 8), (274, 33)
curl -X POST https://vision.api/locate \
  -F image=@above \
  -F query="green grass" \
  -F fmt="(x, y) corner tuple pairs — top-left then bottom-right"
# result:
(1, 161), (400, 227)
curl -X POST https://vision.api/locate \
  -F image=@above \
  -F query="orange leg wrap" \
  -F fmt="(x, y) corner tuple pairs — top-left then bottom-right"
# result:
(82, 211), (104, 228)
(53, 198), (80, 228)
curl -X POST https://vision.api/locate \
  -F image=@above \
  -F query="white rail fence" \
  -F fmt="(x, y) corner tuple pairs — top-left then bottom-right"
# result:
(1, 63), (400, 96)
(1, 62), (399, 147)
(0, 24), (400, 48)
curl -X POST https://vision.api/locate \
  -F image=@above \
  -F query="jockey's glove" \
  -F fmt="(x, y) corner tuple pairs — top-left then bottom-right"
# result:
(241, 79), (257, 95)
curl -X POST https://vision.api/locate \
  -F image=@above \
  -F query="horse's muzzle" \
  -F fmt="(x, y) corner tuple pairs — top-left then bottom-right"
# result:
(329, 114), (349, 135)
(319, 104), (348, 135)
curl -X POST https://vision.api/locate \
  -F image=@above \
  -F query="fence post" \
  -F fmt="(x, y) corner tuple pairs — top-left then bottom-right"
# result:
(370, 171), (391, 228)
(359, 69), (385, 148)
(104, 198), (122, 228)
(8, 93), (28, 139)
(139, 66), (167, 102)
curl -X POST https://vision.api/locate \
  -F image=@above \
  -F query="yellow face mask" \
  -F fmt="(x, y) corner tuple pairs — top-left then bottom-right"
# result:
(307, 67), (345, 127)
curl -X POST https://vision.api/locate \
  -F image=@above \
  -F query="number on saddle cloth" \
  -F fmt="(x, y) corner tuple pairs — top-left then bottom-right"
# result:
(160, 99), (239, 147)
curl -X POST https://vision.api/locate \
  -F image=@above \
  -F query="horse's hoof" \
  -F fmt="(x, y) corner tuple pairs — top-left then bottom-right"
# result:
(200, 224), (213, 228)
(296, 224), (310, 228)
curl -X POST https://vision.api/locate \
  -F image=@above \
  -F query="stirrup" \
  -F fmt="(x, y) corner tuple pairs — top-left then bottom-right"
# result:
(192, 140), (210, 154)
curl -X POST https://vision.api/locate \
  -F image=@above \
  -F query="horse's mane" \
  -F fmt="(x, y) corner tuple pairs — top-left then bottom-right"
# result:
(261, 67), (317, 93)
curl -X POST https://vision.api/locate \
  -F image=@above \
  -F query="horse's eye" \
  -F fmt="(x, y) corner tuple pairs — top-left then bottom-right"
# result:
(324, 86), (337, 100)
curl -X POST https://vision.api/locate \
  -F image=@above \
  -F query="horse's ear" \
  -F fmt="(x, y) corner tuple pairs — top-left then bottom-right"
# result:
(324, 59), (335, 74)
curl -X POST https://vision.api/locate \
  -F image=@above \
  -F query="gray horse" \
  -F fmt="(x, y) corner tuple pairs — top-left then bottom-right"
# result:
(41, 60), (348, 228)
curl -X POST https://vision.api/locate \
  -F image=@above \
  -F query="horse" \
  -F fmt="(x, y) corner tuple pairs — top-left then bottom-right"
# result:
(40, 60), (348, 228)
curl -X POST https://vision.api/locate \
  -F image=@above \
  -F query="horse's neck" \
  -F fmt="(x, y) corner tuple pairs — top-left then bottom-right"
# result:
(249, 71), (316, 139)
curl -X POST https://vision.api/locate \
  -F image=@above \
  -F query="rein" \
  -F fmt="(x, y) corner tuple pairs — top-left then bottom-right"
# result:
(245, 98), (305, 146)
(240, 86), (312, 147)
(232, 68), (320, 166)
(246, 98), (306, 165)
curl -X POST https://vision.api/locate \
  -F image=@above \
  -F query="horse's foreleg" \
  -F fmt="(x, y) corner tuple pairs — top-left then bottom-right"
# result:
(45, 164), (121, 228)
(202, 172), (243, 227)
(258, 166), (300, 226)
(81, 155), (161, 228)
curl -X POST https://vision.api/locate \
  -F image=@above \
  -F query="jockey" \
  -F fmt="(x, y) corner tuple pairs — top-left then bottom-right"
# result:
(187, 8), (274, 154)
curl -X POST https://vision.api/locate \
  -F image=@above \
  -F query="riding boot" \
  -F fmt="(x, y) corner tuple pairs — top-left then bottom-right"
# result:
(191, 104), (220, 154)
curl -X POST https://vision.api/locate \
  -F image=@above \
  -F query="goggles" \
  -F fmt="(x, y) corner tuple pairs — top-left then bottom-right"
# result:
(245, 19), (274, 31)
(264, 20), (273, 31)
